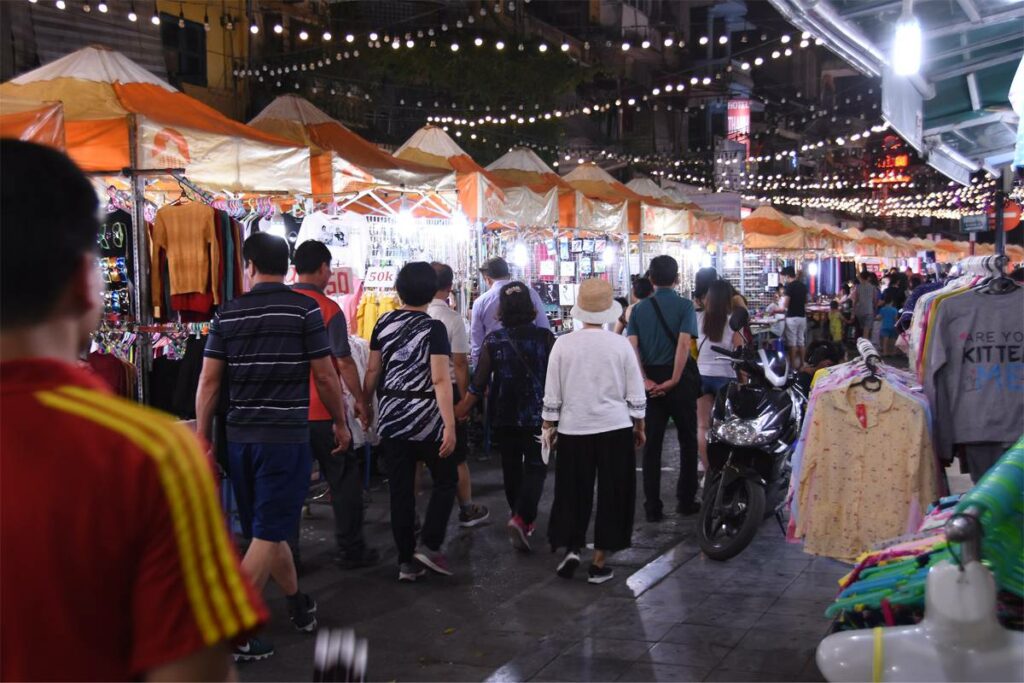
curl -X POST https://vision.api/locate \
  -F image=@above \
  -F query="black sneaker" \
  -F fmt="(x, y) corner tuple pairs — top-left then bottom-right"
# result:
(336, 547), (381, 570)
(588, 564), (615, 585)
(676, 501), (702, 516)
(556, 550), (581, 579)
(233, 637), (274, 662)
(287, 592), (317, 632)
(645, 509), (664, 523)
(458, 503), (491, 528)
(398, 560), (427, 582)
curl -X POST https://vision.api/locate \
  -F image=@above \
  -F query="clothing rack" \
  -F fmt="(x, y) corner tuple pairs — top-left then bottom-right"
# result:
(953, 255), (1009, 278)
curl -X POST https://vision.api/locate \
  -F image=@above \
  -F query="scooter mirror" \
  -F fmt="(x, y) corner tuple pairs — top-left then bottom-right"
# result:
(729, 307), (750, 332)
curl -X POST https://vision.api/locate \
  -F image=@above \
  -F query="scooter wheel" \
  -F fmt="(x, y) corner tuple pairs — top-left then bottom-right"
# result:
(696, 474), (766, 561)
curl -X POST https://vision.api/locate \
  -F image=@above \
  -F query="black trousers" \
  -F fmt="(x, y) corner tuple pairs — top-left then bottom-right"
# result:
(381, 438), (457, 564)
(547, 428), (636, 553)
(642, 364), (699, 516)
(290, 421), (368, 562)
(496, 426), (548, 525)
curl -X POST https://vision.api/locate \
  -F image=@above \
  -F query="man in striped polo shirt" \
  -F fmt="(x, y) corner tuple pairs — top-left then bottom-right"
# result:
(1, 140), (266, 680)
(196, 232), (351, 661)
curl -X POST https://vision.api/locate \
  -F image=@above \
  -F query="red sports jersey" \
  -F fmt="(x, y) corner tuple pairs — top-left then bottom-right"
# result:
(294, 285), (343, 422)
(0, 358), (267, 680)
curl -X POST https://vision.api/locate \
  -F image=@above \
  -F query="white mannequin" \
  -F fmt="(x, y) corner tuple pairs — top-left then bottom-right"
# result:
(817, 560), (1024, 682)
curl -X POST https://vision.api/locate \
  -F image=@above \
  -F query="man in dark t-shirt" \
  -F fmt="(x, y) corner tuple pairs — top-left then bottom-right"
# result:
(780, 266), (808, 371)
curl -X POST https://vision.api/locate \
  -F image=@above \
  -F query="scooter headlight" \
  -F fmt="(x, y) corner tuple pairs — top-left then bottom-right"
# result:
(713, 417), (780, 447)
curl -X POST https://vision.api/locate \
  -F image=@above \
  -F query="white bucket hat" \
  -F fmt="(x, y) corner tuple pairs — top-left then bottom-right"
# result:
(571, 278), (622, 326)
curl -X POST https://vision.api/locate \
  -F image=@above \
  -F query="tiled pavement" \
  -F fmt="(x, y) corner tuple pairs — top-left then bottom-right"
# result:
(241, 431), (848, 682)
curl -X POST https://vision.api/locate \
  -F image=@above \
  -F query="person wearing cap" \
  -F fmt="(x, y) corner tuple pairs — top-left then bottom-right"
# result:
(471, 257), (550, 366)
(780, 266), (808, 371)
(543, 278), (647, 585)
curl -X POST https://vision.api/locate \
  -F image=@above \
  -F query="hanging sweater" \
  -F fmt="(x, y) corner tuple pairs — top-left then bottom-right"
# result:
(150, 203), (221, 308)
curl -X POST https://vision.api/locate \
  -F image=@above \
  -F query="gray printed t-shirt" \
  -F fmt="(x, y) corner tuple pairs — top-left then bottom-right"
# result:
(922, 287), (1024, 461)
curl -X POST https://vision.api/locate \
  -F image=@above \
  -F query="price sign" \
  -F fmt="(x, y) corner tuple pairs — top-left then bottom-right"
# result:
(364, 266), (397, 289)
(324, 267), (353, 297)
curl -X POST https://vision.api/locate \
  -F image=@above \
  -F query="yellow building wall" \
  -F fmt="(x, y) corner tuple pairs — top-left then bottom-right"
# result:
(156, 0), (248, 118)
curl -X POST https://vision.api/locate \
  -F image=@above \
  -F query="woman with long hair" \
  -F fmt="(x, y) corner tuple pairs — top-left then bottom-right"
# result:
(695, 280), (743, 472)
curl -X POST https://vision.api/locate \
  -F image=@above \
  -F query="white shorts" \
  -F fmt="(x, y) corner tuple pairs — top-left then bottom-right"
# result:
(784, 317), (807, 348)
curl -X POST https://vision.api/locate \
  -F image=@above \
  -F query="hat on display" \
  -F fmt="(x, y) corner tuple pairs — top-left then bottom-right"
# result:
(571, 278), (622, 326)
(479, 257), (511, 279)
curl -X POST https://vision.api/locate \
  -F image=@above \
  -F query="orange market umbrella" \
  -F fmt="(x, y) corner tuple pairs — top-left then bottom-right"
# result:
(249, 95), (447, 195)
(742, 206), (805, 249)
(0, 46), (312, 193)
(563, 163), (646, 233)
(0, 98), (65, 149)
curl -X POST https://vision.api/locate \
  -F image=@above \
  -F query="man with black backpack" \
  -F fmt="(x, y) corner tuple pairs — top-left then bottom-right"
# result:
(627, 256), (702, 522)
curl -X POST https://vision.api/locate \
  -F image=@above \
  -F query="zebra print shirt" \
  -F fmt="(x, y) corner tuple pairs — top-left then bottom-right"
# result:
(370, 310), (451, 442)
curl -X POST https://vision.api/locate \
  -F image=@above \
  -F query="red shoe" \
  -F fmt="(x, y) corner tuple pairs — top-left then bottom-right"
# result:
(507, 515), (532, 552)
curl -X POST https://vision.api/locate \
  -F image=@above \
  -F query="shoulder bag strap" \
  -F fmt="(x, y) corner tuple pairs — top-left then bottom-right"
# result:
(648, 297), (679, 348)
(504, 333), (539, 386)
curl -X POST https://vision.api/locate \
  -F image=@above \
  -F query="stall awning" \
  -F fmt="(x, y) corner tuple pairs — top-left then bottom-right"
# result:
(0, 98), (65, 149)
(250, 96), (447, 195)
(0, 46), (312, 193)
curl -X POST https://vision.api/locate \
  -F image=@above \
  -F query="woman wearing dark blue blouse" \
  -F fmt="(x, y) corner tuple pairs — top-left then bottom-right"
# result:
(456, 282), (555, 552)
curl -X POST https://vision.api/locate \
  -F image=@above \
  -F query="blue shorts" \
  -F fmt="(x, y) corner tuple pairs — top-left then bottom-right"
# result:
(700, 375), (732, 397)
(228, 441), (313, 542)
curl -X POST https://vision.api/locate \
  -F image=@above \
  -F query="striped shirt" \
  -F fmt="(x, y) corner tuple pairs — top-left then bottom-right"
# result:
(205, 282), (331, 443)
(1, 359), (266, 680)
(371, 310), (451, 442)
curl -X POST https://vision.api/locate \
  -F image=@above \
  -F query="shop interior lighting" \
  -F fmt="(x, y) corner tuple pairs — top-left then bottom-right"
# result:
(511, 242), (530, 269)
(893, 0), (922, 76)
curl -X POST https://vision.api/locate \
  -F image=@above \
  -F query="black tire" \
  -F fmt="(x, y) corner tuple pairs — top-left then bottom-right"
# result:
(697, 474), (766, 561)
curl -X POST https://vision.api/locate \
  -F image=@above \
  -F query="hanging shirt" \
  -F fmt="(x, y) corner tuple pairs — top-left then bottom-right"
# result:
(370, 310), (451, 442)
(795, 381), (937, 561)
(922, 287), (1024, 462)
(150, 203), (221, 306)
(296, 211), (369, 277)
(0, 359), (266, 680)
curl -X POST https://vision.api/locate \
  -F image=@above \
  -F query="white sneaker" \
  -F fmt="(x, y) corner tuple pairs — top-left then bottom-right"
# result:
(556, 551), (581, 579)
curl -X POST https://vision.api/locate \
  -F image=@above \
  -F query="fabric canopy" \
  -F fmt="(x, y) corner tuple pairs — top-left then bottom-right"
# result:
(487, 147), (574, 227)
(742, 206), (805, 249)
(0, 46), (311, 192)
(249, 95), (446, 194)
(625, 176), (698, 237)
(0, 98), (65, 149)
(563, 163), (646, 233)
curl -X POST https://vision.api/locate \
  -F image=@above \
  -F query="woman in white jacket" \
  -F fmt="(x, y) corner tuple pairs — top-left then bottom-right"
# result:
(543, 278), (647, 585)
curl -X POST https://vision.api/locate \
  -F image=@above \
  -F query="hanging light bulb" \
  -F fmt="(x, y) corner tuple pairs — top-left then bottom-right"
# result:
(495, 40), (505, 50)
(560, 42), (570, 52)
(699, 36), (709, 45)
(718, 35), (728, 44)
(663, 36), (673, 47)
(299, 29), (309, 40)
(177, 4), (185, 28)
(250, 21), (259, 34)
(450, 42), (459, 51)
(322, 30), (332, 41)
(621, 41), (630, 51)
(150, 8), (160, 24)
(641, 39), (651, 49)
(82, 1), (91, 12)
(391, 39), (400, 49)
(406, 38), (414, 48)
(474, 36), (483, 46)
(97, 2), (107, 13)
(127, 2), (136, 21)
(538, 42), (548, 52)
(369, 31), (378, 41)
(893, 0), (922, 75)
(273, 23), (283, 34)
(55, 1), (66, 10)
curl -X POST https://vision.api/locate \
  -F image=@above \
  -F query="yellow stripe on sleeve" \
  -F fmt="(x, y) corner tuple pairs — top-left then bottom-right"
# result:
(54, 386), (260, 636)
(36, 388), (225, 644)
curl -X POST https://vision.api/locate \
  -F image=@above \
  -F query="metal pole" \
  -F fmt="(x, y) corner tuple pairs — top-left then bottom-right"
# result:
(739, 244), (747, 295)
(127, 115), (151, 405)
(995, 173), (1007, 257)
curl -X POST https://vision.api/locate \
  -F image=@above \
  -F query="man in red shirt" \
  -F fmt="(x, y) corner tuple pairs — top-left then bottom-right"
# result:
(0, 140), (267, 680)
(291, 240), (378, 568)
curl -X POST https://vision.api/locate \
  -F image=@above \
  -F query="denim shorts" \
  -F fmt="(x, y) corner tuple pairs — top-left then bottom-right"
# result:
(700, 375), (732, 397)
(228, 441), (313, 542)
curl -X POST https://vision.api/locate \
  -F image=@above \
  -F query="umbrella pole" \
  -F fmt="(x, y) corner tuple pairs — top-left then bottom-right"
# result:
(128, 116), (151, 405)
